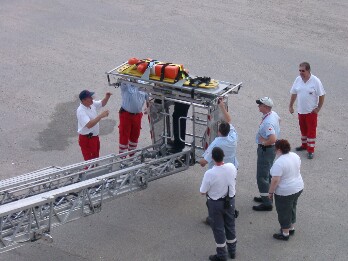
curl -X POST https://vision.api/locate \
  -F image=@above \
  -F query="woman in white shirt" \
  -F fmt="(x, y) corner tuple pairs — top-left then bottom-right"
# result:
(268, 139), (304, 241)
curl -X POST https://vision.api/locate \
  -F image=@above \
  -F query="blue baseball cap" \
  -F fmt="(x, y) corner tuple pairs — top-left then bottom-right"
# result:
(79, 90), (94, 101)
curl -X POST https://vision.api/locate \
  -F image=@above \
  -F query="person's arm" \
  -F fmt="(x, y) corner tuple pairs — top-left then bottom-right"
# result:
(85, 110), (109, 129)
(200, 141), (215, 167)
(289, 94), (297, 114)
(258, 133), (277, 146)
(218, 99), (232, 124)
(268, 176), (281, 199)
(312, 95), (325, 114)
(200, 173), (209, 195)
(101, 92), (112, 107)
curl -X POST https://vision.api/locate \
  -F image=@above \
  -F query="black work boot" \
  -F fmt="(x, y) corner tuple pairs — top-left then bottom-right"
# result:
(209, 254), (227, 261)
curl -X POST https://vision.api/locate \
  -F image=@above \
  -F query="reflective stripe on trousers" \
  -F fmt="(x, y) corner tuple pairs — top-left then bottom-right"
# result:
(207, 197), (237, 258)
(298, 112), (318, 153)
(256, 146), (275, 205)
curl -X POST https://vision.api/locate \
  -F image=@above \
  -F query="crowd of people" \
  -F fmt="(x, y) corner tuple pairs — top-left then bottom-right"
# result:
(76, 62), (325, 261)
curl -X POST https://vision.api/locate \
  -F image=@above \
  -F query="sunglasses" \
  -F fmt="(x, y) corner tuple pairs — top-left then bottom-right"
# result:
(299, 69), (306, 72)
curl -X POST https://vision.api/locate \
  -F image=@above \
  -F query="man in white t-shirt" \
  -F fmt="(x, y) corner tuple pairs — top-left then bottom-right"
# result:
(76, 90), (111, 160)
(199, 99), (239, 224)
(289, 62), (326, 159)
(200, 147), (237, 260)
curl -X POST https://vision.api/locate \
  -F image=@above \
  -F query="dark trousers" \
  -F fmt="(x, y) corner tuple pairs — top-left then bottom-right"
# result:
(207, 198), (237, 258)
(257, 146), (276, 206)
(172, 102), (190, 149)
(275, 190), (303, 229)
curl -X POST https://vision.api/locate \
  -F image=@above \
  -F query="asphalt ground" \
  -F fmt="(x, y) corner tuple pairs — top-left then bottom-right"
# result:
(0, 1), (347, 260)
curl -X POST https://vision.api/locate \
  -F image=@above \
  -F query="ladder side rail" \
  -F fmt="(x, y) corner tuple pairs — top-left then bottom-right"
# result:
(0, 150), (189, 221)
(0, 154), (118, 190)
(0, 167), (62, 190)
(0, 164), (148, 239)
(0, 144), (162, 204)
(115, 78), (237, 105)
(0, 152), (130, 191)
(177, 104), (209, 143)
(191, 104), (196, 161)
(0, 151), (191, 251)
(161, 96), (172, 142)
(130, 150), (191, 182)
(0, 157), (113, 191)
(218, 82), (242, 96)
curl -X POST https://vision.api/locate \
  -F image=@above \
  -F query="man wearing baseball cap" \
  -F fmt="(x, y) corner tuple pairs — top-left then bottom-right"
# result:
(76, 90), (112, 160)
(253, 97), (280, 211)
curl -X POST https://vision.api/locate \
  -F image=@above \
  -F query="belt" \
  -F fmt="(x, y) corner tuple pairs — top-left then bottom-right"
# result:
(207, 195), (235, 201)
(119, 107), (141, 115)
(80, 133), (98, 138)
(258, 144), (275, 149)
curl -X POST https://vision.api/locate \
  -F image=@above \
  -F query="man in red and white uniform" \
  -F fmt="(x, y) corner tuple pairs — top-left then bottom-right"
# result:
(77, 90), (111, 160)
(118, 81), (148, 156)
(289, 62), (326, 159)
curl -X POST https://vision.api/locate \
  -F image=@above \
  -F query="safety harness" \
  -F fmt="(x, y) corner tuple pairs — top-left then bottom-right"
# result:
(135, 59), (189, 83)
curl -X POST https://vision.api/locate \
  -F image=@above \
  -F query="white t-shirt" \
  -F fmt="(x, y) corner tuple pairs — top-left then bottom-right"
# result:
(290, 74), (326, 114)
(270, 152), (304, 196)
(77, 100), (102, 135)
(200, 163), (237, 200)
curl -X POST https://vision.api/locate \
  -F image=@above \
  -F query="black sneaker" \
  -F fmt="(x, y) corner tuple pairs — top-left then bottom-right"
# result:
(307, 152), (314, 159)
(252, 204), (273, 211)
(209, 255), (227, 261)
(273, 232), (289, 241)
(253, 196), (263, 203)
(296, 146), (307, 151)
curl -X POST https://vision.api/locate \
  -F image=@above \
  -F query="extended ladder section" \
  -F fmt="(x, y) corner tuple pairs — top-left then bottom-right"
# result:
(0, 62), (242, 252)
(0, 146), (191, 252)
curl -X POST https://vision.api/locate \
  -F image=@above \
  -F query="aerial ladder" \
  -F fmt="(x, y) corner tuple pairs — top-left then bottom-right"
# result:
(0, 59), (242, 252)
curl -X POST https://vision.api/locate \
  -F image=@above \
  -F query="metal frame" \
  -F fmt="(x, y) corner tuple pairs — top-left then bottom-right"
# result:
(0, 145), (162, 206)
(0, 62), (242, 252)
(0, 150), (191, 252)
(106, 63), (242, 106)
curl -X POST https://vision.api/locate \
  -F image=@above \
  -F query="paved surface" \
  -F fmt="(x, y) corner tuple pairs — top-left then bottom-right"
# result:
(1, 0), (347, 260)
